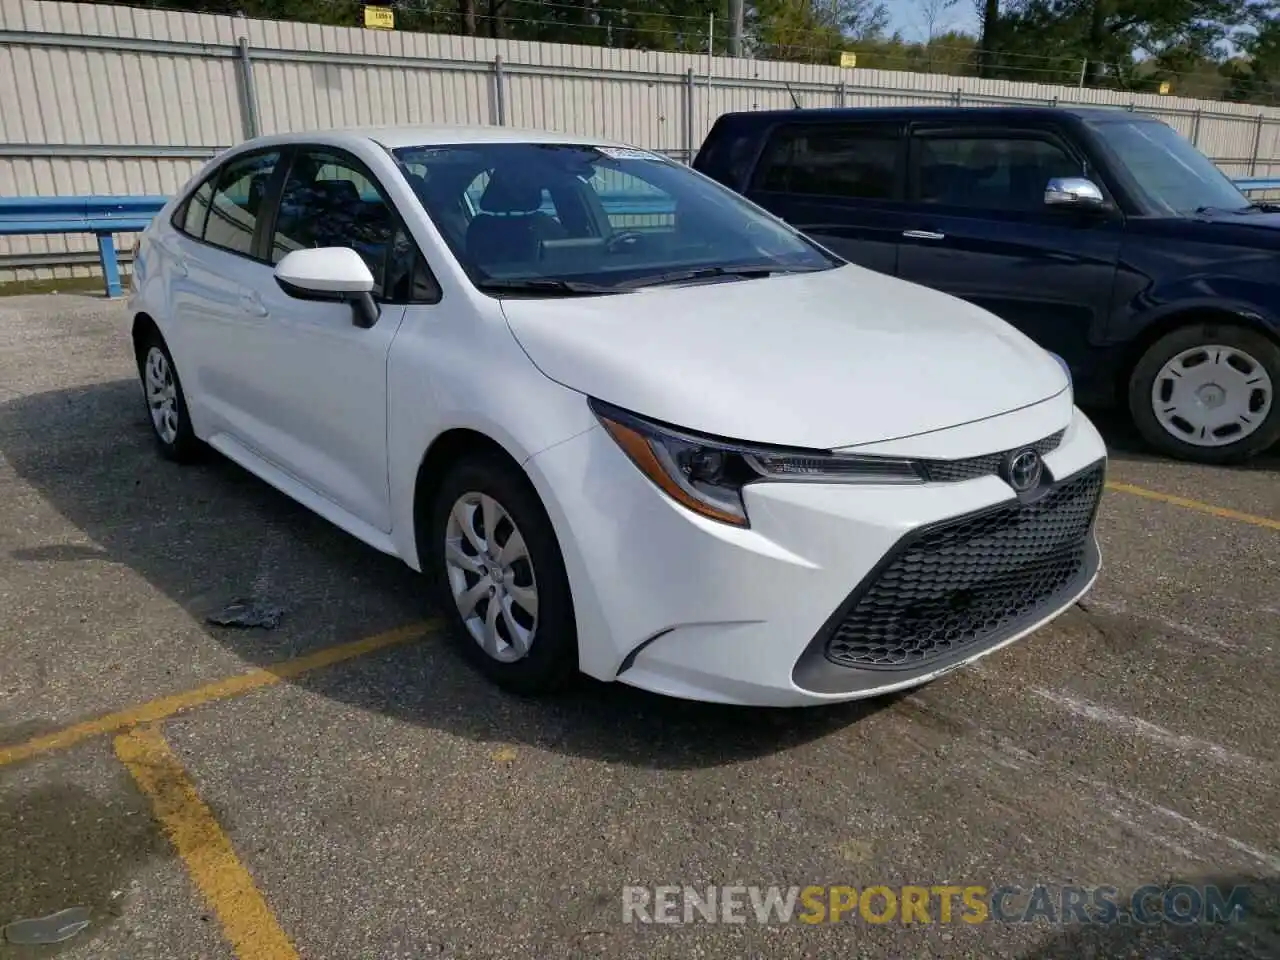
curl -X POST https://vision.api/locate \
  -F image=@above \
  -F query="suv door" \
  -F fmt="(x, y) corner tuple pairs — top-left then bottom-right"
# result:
(896, 123), (1122, 375)
(744, 120), (907, 275)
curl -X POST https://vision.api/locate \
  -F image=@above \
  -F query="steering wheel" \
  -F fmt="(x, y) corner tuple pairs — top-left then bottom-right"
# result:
(604, 230), (645, 254)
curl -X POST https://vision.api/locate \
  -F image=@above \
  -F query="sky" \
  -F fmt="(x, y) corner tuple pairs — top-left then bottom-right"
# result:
(884, 0), (981, 42)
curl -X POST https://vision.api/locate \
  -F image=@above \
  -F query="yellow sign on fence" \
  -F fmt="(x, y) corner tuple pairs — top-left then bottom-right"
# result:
(1159, 80), (1171, 95)
(364, 6), (395, 30)
(839, 51), (857, 69)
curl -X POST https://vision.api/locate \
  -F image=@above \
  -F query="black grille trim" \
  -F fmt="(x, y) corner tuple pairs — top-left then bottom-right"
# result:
(920, 429), (1066, 484)
(792, 459), (1105, 695)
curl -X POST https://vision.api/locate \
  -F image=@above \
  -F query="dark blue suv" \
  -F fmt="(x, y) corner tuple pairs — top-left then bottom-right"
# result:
(693, 106), (1280, 464)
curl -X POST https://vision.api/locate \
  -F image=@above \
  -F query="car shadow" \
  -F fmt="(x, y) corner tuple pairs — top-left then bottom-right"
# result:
(1081, 404), (1280, 472)
(1017, 874), (1280, 959)
(0, 379), (893, 771)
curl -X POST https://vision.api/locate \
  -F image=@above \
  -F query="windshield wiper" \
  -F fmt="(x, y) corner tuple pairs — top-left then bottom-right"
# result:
(615, 264), (819, 290)
(476, 278), (625, 296)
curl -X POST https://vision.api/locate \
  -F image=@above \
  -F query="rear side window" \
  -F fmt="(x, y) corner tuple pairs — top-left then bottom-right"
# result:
(754, 125), (900, 201)
(203, 151), (280, 256)
(911, 134), (1083, 212)
(180, 179), (213, 237)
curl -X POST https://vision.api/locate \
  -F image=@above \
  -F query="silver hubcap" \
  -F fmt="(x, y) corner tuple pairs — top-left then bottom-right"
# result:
(444, 492), (538, 663)
(144, 347), (180, 445)
(1151, 344), (1273, 448)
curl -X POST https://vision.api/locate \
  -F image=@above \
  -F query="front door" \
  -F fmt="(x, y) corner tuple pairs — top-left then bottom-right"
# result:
(744, 120), (909, 276)
(243, 145), (413, 533)
(895, 124), (1122, 376)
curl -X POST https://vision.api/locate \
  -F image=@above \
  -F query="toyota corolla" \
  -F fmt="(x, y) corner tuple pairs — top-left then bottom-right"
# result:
(127, 125), (1107, 707)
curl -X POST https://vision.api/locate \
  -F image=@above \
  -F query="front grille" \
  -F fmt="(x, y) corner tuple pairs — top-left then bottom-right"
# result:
(825, 463), (1104, 670)
(921, 430), (1065, 483)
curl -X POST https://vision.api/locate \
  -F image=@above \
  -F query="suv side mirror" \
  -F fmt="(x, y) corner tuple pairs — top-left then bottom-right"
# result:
(1044, 177), (1108, 211)
(274, 247), (381, 328)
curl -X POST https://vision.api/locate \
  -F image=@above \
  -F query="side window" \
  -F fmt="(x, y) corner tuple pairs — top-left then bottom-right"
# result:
(203, 151), (280, 256)
(753, 125), (899, 201)
(271, 149), (396, 296)
(911, 134), (1083, 212)
(178, 178), (214, 238)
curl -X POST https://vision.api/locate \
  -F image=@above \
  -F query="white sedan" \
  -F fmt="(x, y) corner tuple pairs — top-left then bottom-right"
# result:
(127, 124), (1107, 707)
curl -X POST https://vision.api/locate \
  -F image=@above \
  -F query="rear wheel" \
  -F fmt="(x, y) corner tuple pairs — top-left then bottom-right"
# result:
(1128, 323), (1280, 464)
(426, 452), (578, 695)
(136, 330), (203, 463)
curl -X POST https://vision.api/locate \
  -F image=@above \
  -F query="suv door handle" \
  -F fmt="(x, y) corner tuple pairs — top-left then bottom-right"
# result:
(903, 230), (946, 240)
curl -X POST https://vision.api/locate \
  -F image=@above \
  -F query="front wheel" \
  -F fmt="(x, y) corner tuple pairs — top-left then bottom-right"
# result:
(427, 452), (578, 695)
(1128, 323), (1280, 464)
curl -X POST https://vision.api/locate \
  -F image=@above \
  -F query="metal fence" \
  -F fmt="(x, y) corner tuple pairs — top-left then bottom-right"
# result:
(6, 0), (1280, 282)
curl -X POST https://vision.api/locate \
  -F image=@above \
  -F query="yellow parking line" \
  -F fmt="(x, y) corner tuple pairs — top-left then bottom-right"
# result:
(1106, 481), (1280, 532)
(116, 725), (299, 960)
(0, 621), (437, 769)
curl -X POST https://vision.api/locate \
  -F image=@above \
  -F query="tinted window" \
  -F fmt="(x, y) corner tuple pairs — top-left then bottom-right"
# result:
(203, 151), (279, 256)
(180, 178), (213, 237)
(1087, 118), (1249, 215)
(392, 142), (836, 291)
(271, 149), (396, 295)
(754, 125), (899, 200)
(912, 134), (1082, 212)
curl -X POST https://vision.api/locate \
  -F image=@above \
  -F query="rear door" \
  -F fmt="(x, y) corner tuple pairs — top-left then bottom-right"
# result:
(896, 122), (1122, 370)
(743, 120), (908, 276)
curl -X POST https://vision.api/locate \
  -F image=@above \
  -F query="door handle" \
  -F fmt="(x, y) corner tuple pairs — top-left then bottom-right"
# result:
(902, 230), (946, 241)
(238, 290), (269, 318)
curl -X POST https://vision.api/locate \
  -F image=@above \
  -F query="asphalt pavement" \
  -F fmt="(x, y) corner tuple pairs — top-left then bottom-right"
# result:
(1, 293), (1277, 959)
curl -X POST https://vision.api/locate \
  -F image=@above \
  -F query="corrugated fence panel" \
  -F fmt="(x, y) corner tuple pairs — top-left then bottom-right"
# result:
(8, 0), (1280, 282)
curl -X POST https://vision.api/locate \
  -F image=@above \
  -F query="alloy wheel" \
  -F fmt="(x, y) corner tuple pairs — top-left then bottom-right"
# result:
(144, 346), (180, 445)
(443, 491), (539, 663)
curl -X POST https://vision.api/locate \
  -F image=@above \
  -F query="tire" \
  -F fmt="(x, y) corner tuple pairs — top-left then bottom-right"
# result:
(136, 329), (204, 464)
(1127, 323), (1280, 464)
(426, 451), (578, 695)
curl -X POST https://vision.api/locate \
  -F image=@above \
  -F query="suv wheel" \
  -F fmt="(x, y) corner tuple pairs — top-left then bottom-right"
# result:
(137, 331), (203, 463)
(1128, 323), (1280, 464)
(427, 452), (578, 694)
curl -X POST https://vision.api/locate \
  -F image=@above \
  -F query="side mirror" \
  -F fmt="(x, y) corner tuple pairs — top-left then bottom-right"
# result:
(274, 247), (381, 328)
(1044, 177), (1108, 211)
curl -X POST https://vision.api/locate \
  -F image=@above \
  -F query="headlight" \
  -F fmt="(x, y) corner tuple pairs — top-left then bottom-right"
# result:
(589, 398), (925, 528)
(1046, 350), (1072, 385)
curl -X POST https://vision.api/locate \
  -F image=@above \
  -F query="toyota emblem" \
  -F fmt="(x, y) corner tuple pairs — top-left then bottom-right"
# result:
(1003, 449), (1043, 493)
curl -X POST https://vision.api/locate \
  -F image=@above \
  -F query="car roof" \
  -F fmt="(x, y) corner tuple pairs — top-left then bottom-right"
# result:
(230, 123), (634, 153)
(711, 104), (1152, 126)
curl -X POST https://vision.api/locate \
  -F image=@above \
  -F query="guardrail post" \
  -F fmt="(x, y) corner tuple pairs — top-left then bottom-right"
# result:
(95, 232), (122, 298)
(837, 80), (846, 107)
(493, 55), (507, 126)
(1250, 113), (1264, 175)
(953, 87), (962, 107)
(684, 68), (695, 164)
(237, 37), (261, 139)
(1191, 109), (1202, 146)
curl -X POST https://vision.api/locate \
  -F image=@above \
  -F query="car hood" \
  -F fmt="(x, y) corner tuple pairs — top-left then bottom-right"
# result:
(499, 264), (1069, 449)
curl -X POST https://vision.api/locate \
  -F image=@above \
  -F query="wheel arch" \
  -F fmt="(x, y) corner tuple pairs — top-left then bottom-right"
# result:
(1117, 304), (1280, 401)
(131, 311), (162, 362)
(410, 427), (536, 570)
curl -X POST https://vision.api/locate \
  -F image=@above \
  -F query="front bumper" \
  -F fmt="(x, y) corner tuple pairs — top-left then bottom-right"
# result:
(524, 402), (1107, 707)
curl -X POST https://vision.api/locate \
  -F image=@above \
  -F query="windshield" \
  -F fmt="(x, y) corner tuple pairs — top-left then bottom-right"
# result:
(391, 142), (839, 293)
(1089, 118), (1250, 216)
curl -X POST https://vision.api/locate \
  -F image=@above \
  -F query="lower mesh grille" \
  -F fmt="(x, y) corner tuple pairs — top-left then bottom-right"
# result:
(825, 463), (1104, 670)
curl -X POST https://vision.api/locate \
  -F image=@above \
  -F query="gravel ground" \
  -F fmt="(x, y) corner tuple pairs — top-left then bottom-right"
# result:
(1, 294), (1277, 959)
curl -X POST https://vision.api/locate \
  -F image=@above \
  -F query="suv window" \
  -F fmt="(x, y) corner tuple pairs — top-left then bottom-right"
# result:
(754, 125), (899, 201)
(202, 151), (280, 256)
(911, 133), (1082, 213)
